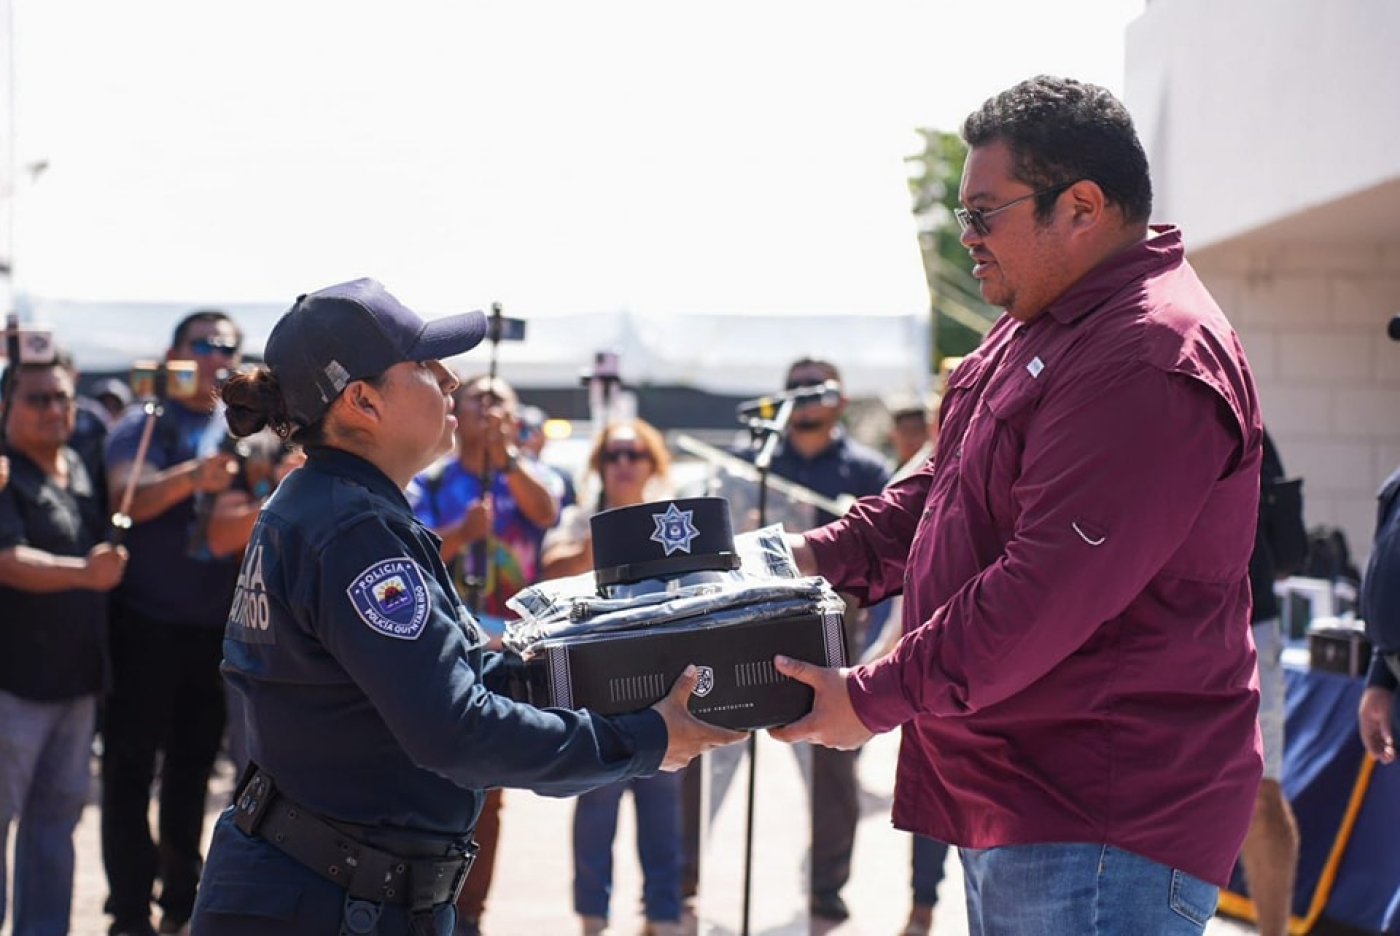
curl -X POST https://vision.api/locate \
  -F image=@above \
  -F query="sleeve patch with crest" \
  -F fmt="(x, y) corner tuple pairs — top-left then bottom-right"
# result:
(347, 558), (431, 640)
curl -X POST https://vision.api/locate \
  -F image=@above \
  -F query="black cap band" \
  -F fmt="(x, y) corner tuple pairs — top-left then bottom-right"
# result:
(590, 497), (738, 590)
(593, 550), (741, 588)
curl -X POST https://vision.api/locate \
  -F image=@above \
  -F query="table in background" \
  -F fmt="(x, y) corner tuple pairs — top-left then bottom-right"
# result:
(1221, 662), (1400, 934)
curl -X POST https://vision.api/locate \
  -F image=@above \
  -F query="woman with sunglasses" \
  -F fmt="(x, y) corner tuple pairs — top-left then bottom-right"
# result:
(189, 281), (743, 936)
(540, 419), (685, 936)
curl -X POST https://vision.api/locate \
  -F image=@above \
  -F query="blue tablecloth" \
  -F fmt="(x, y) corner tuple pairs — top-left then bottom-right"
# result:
(1223, 664), (1400, 933)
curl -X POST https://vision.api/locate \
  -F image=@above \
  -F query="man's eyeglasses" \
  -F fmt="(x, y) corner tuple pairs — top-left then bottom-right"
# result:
(19, 390), (76, 410)
(602, 447), (652, 465)
(189, 337), (240, 357)
(954, 181), (1077, 237)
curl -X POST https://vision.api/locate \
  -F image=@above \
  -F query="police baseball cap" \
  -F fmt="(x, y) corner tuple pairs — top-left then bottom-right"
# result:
(264, 277), (488, 428)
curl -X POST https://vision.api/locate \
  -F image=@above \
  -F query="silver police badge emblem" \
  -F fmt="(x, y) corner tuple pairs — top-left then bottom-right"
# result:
(692, 665), (715, 698)
(649, 502), (700, 556)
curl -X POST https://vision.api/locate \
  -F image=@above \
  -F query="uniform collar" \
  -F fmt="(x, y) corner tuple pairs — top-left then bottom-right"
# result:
(305, 445), (412, 507)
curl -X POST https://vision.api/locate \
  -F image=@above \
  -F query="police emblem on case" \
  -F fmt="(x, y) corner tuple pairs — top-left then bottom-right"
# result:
(348, 558), (431, 640)
(692, 665), (715, 698)
(649, 502), (700, 556)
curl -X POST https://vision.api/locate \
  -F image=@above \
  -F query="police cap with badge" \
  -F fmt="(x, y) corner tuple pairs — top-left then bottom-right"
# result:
(592, 497), (739, 594)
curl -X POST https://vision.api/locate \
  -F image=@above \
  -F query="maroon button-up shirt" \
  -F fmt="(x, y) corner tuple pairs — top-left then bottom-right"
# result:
(807, 226), (1263, 886)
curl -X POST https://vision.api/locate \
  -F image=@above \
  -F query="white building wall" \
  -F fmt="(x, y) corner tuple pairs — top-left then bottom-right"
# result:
(1125, 0), (1400, 252)
(1125, 0), (1400, 565)
(1191, 243), (1400, 566)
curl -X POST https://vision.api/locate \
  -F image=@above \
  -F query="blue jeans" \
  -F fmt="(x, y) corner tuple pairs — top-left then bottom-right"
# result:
(960, 843), (1218, 936)
(0, 690), (96, 936)
(573, 771), (683, 922)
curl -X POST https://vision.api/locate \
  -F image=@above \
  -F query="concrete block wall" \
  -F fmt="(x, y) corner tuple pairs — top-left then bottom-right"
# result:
(1192, 241), (1400, 566)
(1126, 0), (1400, 253)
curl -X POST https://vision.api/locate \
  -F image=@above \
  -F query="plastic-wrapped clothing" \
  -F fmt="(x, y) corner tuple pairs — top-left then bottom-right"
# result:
(506, 526), (842, 656)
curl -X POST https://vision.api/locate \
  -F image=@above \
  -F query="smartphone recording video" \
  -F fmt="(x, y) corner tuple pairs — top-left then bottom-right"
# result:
(2, 324), (56, 366)
(129, 360), (200, 401)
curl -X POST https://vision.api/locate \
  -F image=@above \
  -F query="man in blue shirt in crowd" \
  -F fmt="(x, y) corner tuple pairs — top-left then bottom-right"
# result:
(101, 310), (262, 936)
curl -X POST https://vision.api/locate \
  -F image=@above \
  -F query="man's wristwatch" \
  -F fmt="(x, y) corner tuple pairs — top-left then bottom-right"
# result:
(501, 445), (521, 474)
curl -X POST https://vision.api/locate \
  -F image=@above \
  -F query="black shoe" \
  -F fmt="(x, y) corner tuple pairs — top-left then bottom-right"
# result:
(810, 892), (850, 922)
(157, 915), (190, 935)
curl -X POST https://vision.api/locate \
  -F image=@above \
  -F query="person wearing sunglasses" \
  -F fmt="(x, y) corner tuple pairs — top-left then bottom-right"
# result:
(100, 309), (260, 936)
(0, 349), (128, 936)
(772, 76), (1264, 936)
(722, 355), (890, 926)
(538, 418), (684, 936)
(540, 419), (671, 579)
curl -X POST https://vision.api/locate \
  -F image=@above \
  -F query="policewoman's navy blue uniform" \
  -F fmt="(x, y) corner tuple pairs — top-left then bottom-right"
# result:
(193, 446), (666, 935)
(188, 278), (673, 936)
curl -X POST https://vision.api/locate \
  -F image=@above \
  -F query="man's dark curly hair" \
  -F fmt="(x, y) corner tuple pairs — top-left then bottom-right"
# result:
(962, 75), (1153, 225)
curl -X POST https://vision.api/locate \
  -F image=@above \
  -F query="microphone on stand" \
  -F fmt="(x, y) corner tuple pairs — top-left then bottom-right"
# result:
(735, 380), (842, 420)
(1387, 314), (1400, 342)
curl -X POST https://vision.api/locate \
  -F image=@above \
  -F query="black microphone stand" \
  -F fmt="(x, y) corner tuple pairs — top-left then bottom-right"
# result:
(734, 395), (801, 936)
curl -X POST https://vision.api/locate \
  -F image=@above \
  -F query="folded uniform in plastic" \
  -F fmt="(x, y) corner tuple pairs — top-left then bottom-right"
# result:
(505, 497), (847, 730)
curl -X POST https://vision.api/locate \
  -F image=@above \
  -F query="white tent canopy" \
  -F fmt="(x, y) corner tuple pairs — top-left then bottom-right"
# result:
(26, 299), (929, 400)
(468, 307), (930, 397)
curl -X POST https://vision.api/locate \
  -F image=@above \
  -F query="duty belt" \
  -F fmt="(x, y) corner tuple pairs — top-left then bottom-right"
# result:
(233, 765), (475, 910)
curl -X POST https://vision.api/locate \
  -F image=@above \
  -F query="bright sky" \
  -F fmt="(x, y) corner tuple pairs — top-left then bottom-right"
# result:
(9, 0), (1145, 319)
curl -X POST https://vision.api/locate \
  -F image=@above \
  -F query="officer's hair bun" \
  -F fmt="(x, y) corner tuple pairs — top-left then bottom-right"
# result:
(222, 367), (293, 440)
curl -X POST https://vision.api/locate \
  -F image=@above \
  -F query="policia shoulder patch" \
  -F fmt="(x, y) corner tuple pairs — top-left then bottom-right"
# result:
(347, 558), (431, 640)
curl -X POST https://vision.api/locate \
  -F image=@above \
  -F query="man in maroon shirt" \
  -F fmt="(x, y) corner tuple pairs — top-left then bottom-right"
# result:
(771, 75), (1264, 936)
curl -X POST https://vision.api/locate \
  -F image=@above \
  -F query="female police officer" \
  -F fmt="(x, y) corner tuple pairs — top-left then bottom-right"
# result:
(189, 279), (745, 936)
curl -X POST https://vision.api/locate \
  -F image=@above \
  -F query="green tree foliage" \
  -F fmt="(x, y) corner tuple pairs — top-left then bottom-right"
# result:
(905, 128), (999, 372)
